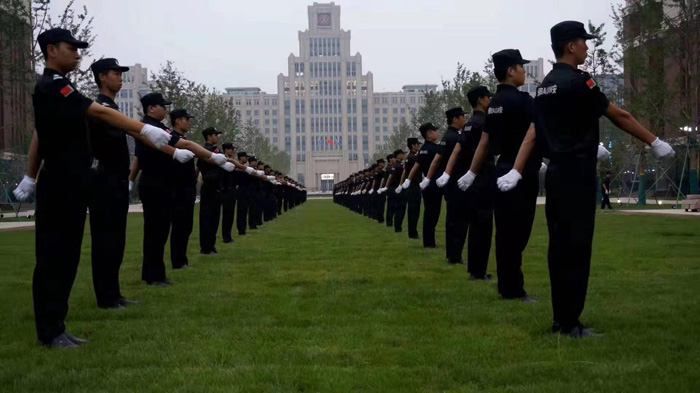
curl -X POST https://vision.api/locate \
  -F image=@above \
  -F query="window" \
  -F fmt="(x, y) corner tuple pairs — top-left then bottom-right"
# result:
(254, 110), (259, 116)
(374, 108), (380, 114)
(382, 108), (388, 114)
(392, 97), (398, 104)
(264, 110), (270, 116)
(410, 97), (416, 104)
(383, 117), (388, 123)
(400, 108), (406, 114)
(393, 108), (398, 114)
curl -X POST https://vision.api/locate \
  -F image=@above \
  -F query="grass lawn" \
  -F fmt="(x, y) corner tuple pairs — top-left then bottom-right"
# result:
(1, 199), (699, 392)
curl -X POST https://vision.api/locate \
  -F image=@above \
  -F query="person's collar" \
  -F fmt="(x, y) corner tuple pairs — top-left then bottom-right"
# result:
(97, 93), (116, 104)
(497, 83), (519, 92)
(554, 62), (579, 71)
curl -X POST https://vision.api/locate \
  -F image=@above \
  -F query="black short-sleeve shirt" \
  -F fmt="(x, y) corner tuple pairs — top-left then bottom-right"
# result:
(453, 111), (486, 179)
(416, 141), (442, 178)
(33, 68), (94, 174)
(170, 133), (197, 189)
(134, 115), (180, 184)
(88, 94), (129, 176)
(438, 126), (461, 171)
(535, 63), (610, 162)
(196, 143), (222, 185)
(388, 161), (404, 188)
(484, 84), (539, 172)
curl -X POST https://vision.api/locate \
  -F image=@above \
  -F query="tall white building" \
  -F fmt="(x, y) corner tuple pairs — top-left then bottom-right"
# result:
(521, 58), (545, 97)
(227, 3), (436, 191)
(114, 63), (151, 120)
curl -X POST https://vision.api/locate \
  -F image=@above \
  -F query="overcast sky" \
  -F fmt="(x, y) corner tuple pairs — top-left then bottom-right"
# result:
(55, 0), (623, 93)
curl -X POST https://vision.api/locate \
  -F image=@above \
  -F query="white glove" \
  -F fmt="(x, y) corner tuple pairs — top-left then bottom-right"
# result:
(394, 185), (403, 194)
(173, 148), (195, 163)
(457, 171), (476, 191)
(13, 175), (36, 201)
(402, 180), (411, 189)
(419, 178), (430, 190)
(436, 173), (450, 188)
(540, 162), (548, 172)
(221, 162), (235, 172)
(497, 169), (522, 192)
(597, 145), (611, 161)
(128, 180), (134, 192)
(140, 124), (171, 148)
(648, 138), (675, 160)
(369, 189), (374, 195)
(210, 153), (228, 166)
(256, 170), (265, 176)
(362, 189), (367, 194)
(245, 166), (255, 175)
(377, 188), (384, 195)
(267, 176), (275, 181)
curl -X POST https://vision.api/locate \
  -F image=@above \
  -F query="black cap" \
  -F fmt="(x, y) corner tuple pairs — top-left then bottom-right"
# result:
(492, 49), (530, 70)
(202, 127), (222, 138)
(550, 21), (598, 45)
(387, 154), (395, 160)
(169, 109), (194, 125)
(248, 156), (258, 162)
(140, 93), (172, 109)
(264, 164), (271, 169)
(419, 122), (439, 137)
(377, 159), (386, 164)
(393, 149), (406, 156)
(467, 86), (493, 108)
(237, 152), (247, 158)
(222, 142), (236, 151)
(407, 137), (420, 148)
(90, 58), (129, 76)
(38, 28), (89, 57)
(445, 107), (466, 120)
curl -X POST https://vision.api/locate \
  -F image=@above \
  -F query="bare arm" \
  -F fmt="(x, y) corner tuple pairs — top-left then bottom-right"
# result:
(512, 123), (536, 174)
(604, 103), (656, 145)
(425, 154), (442, 180)
(26, 131), (41, 179)
(468, 133), (490, 175)
(443, 144), (462, 176)
(129, 156), (140, 182)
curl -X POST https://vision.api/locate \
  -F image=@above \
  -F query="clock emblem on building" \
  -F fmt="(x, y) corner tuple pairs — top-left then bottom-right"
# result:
(318, 13), (331, 27)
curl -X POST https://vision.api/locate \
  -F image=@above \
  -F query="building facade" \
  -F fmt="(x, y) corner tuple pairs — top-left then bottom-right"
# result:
(226, 2), (436, 191)
(521, 58), (545, 97)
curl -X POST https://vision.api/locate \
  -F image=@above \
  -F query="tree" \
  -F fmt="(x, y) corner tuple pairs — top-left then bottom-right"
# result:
(234, 123), (290, 174)
(372, 121), (421, 163)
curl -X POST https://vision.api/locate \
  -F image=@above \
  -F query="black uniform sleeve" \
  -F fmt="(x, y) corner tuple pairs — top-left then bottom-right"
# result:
(54, 79), (93, 119)
(579, 74), (610, 118)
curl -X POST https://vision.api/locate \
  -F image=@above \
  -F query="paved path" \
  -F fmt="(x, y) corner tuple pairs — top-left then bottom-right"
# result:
(0, 204), (146, 232)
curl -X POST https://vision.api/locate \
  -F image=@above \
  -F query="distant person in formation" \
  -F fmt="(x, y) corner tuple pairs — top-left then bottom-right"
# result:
(601, 171), (613, 209)
(220, 142), (239, 244)
(389, 149), (407, 233)
(399, 138), (423, 240)
(499, 21), (675, 337)
(409, 122), (443, 248)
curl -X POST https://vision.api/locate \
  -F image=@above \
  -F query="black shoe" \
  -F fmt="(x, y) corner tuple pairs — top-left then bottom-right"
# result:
(424, 245), (437, 249)
(520, 295), (538, 304)
(469, 273), (493, 282)
(201, 250), (219, 256)
(99, 303), (126, 310)
(249, 227), (258, 230)
(223, 239), (234, 244)
(238, 233), (247, 236)
(44, 334), (79, 349)
(148, 280), (170, 287)
(394, 229), (403, 233)
(448, 259), (467, 265)
(64, 332), (89, 345)
(409, 235), (420, 240)
(553, 325), (603, 338)
(386, 223), (393, 227)
(119, 298), (141, 307)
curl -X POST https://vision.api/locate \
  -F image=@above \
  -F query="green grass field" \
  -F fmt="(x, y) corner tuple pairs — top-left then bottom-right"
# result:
(1, 199), (699, 392)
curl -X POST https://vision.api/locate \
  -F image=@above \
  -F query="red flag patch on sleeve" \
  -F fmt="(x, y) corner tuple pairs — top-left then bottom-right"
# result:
(60, 85), (74, 97)
(586, 78), (597, 89)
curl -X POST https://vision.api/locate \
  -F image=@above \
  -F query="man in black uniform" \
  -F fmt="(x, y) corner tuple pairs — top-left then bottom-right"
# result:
(388, 149), (407, 232)
(17, 28), (172, 348)
(601, 171), (613, 209)
(221, 142), (239, 243)
(430, 107), (468, 265)
(373, 159), (387, 223)
(169, 109), (197, 268)
(501, 21), (674, 337)
(441, 86), (495, 279)
(379, 154), (396, 226)
(87, 58), (140, 310)
(235, 152), (251, 235)
(399, 138), (422, 240)
(410, 122), (442, 248)
(247, 156), (262, 230)
(198, 127), (224, 255)
(461, 49), (539, 302)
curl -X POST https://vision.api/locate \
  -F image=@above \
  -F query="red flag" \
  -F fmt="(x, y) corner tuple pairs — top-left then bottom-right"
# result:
(327, 138), (334, 146)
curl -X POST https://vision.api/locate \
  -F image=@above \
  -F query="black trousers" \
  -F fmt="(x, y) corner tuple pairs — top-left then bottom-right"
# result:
(385, 191), (396, 226)
(421, 184), (443, 248)
(221, 188), (237, 242)
(376, 194), (386, 223)
(249, 190), (261, 229)
(139, 178), (172, 284)
(494, 166), (539, 299)
(601, 192), (612, 209)
(263, 193), (274, 222)
(546, 161), (597, 331)
(444, 182), (494, 274)
(170, 186), (196, 268)
(406, 186), (422, 238)
(277, 193), (283, 215)
(199, 182), (221, 253)
(33, 168), (90, 344)
(236, 187), (249, 235)
(89, 170), (129, 307)
(393, 189), (407, 232)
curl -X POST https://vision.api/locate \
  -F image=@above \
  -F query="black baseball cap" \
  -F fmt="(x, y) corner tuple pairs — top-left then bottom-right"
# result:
(90, 58), (129, 76)
(377, 159), (386, 164)
(467, 86), (493, 108)
(222, 142), (236, 151)
(202, 127), (222, 138)
(38, 28), (88, 57)
(386, 154), (396, 160)
(407, 137), (420, 148)
(445, 107), (466, 120)
(419, 122), (439, 137)
(248, 156), (258, 162)
(550, 21), (598, 45)
(237, 152), (247, 158)
(140, 93), (172, 108)
(492, 49), (530, 70)
(393, 149), (406, 156)
(169, 109), (194, 125)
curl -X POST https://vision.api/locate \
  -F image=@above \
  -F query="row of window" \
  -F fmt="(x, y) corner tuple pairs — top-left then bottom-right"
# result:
(373, 96), (421, 105)
(309, 37), (341, 57)
(234, 98), (279, 107)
